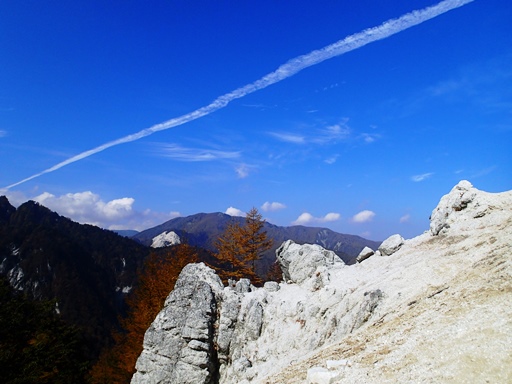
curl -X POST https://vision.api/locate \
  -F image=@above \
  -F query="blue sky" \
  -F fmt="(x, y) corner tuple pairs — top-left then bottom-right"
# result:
(1, 0), (511, 240)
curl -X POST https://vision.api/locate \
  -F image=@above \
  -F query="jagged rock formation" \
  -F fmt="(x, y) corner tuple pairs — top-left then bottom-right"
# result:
(132, 264), (223, 383)
(131, 181), (512, 383)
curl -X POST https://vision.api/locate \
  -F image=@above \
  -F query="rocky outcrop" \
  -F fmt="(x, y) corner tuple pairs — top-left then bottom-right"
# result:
(131, 181), (512, 383)
(276, 240), (345, 285)
(131, 264), (224, 384)
(151, 231), (181, 248)
(132, 242), (379, 383)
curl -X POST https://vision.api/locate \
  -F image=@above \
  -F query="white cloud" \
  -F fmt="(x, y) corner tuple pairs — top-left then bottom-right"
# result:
(292, 213), (314, 225)
(324, 155), (339, 164)
(352, 210), (376, 223)
(411, 172), (434, 182)
(159, 143), (240, 162)
(323, 212), (341, 221)
(0, 130), (7, 138)
(399, 214), (411, 223)
(315, 123), (351, 143)
(292, 212), (340, 225)
(268, 132), (306, 144)
(28, 191), (180, 231)
(361, 133), (380, 143)
(261, 201), (286, 212)
(225, 207), (245, 217)
(236, 164), (250, 178)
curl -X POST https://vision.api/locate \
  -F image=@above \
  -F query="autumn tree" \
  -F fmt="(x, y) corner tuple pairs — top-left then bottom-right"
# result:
(241, 207), (273, 273)
(89, 244), (198, 383)
(215, 207), (272, 284)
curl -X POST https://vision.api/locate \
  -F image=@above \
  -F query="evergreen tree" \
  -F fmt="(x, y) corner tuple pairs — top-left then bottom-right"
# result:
(0, 277), (89, 383)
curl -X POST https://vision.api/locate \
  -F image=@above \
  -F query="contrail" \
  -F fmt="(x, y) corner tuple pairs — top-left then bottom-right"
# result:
(4, 0), (474, 190)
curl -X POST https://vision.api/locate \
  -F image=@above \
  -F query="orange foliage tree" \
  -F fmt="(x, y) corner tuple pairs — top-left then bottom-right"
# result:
(89, 244), (198, 383)
(215, 207), (272, 285)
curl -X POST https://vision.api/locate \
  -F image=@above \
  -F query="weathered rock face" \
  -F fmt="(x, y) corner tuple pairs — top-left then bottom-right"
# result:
(430, 180), (478, 236)
(131, 264), (223, 384)
(131, 241), (376, 384)
(276, 240), (345, 284)
(131, 181), (512, 384)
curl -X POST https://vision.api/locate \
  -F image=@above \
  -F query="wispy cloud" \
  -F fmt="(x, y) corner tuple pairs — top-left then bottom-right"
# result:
(225, 207), (245, 217)
(268, 132), (306, 144)
(159, 144), (240, 162)
(411, 172), (434, 182)
(324, 154), (339, 164)
(313, 122), (351, 144)
(241, 103), (277, 110)
(399, 214), (411, 223)
(403, 55), (512, 117)
(0, 130), (6, 138)
(5, 0), (474, 189)
(361, 133), (381, 143)
(269, 120), (351, 146)
(235, 163), (250, 178)
(261, 201), (286, 212)
(352, 210), (376, 223)
(292, 212), (340, 225)
(471, 165), (497, 179)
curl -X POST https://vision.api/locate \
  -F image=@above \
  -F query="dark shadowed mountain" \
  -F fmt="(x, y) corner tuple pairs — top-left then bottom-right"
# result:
(114, 229), (140, 237)
(0, 196), (150, 358)
(132, 212), (381, 271)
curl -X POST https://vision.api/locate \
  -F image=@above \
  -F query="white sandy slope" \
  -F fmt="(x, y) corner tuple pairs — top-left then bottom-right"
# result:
(258, 181), (512, 383)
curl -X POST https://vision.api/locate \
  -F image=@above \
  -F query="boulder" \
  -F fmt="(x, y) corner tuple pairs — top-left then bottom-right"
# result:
(276, 240), (345, 284)
(378, 234), (405, 256)
(264, 281), (280, 292)
(306, 366), (343, 384)
(356, 246), (374, 263)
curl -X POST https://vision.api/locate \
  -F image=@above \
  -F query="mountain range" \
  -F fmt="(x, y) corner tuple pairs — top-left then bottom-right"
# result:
(0, 196), (149, 358)
(0, 196), (377, 365)
(132, 212), (380, 273)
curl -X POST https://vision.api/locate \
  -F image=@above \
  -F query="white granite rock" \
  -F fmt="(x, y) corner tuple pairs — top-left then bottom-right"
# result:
(151, 230), (181, 248)
(356, 246), (375, 263)
(132, 181), (512, 384)
(378, 234), (405, 256)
